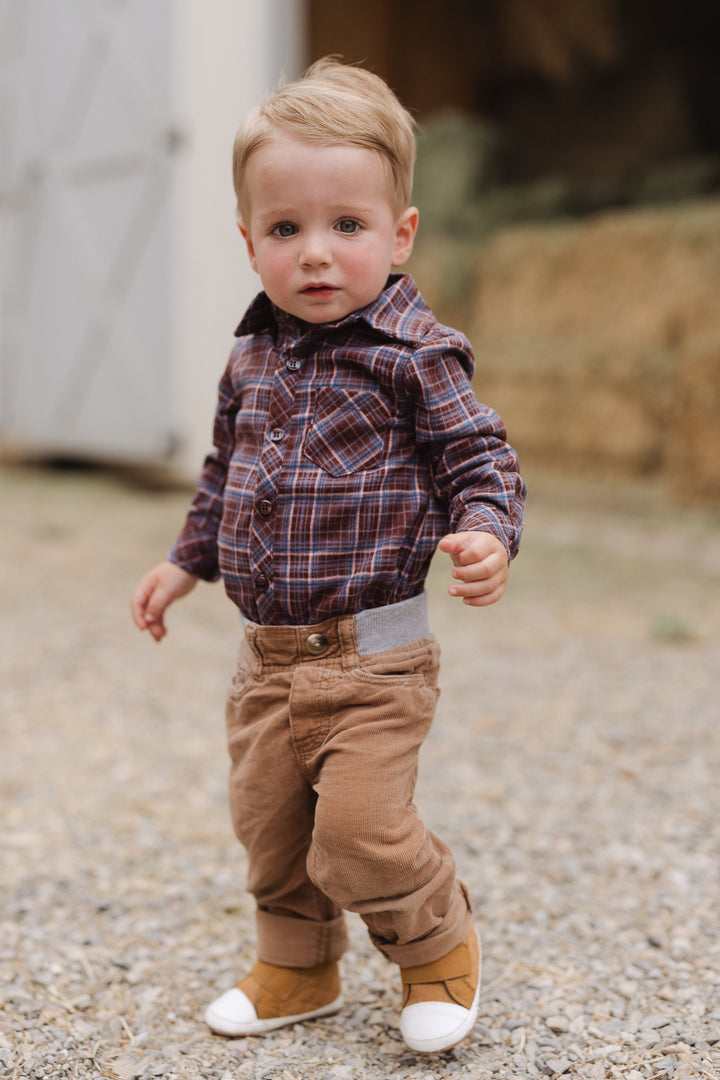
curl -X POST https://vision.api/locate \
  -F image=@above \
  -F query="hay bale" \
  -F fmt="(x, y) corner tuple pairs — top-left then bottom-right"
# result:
(412, 199), (720, 499)
(670, 336), (720, 502)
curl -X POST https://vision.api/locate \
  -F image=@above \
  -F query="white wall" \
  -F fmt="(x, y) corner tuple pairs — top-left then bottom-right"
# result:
(171, 0), (305, 480)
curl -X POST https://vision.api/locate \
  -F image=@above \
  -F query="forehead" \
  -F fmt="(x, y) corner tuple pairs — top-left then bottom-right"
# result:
(241, 135), (396, 214)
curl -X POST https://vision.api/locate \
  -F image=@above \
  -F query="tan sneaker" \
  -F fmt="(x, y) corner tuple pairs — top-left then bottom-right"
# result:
(205, 959), (343, 1036)
(399, 924), (481, 1053)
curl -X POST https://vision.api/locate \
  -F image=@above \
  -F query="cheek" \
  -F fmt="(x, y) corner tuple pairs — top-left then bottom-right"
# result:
(342, 243), (386, 280)
(256, 245), (291, 283)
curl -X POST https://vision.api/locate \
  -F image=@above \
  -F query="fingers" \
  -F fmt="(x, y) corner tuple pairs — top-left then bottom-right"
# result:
(449, 563), (508, 605)
(437, 533), (468, 567)
(439, 531), (510, 606)
(130, 577), (152, 630)
(131, 562), (200, 642)
(143, 607), (168, 642)
(439, 531), (501, 564)
(450, 547), (506, 582)
(131, 574), (168, 641)
(450, 575), (508, 607)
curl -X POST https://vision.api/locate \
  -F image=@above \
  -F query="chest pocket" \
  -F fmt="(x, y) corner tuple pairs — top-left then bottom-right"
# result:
(303, 387), (393, 476)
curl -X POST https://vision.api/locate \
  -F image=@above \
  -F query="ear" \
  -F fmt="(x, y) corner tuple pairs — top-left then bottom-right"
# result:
(237, 219), (259, 273)
(392, 206), (419, 267)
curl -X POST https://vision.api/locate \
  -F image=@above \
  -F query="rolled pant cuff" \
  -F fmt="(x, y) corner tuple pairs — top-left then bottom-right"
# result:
(256, 909), (349, 968)
(372, 883), (473, 968)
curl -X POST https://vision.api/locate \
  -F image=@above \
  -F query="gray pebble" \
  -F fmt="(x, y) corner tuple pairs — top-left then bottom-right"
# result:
(544, 1058), (573, 1075)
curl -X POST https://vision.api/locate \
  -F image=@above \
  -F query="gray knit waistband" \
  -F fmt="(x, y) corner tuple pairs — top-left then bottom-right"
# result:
(238, 591), (432, 656)
(354, 592), (431, 654)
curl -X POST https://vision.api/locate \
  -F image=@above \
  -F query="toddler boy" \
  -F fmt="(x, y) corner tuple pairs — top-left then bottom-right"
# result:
(131, 57), (525, 1055)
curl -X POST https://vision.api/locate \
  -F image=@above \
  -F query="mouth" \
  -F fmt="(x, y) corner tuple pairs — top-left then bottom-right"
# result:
(301, 284), (338, 298)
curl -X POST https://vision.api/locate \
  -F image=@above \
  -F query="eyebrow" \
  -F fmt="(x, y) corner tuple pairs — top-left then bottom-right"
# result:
(256, 204), (377, 224)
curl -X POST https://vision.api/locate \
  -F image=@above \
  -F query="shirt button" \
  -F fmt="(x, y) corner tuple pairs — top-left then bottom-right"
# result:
(257, 499), (274, 516)
(285, 357), (302, 372)
(269, 428), (285, 442)
(305, 632), (329, 656)
(255, 575), (269, 592)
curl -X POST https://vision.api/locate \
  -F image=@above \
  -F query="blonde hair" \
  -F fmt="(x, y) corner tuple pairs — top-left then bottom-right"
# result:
(233, 57), (417, 216)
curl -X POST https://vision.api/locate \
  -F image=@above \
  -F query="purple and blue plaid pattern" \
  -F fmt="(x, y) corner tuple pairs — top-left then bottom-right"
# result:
(170, 275), (525, 625)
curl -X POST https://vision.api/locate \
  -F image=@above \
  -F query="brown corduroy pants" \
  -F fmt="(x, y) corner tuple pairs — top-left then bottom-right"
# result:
(224, 607), (472, 971)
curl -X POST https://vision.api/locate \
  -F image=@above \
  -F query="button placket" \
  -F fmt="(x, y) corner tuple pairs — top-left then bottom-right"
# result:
(248, 343), (303, 621)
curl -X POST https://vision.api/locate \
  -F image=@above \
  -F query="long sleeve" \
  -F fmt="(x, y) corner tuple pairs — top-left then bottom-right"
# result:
(403, 335), (525, 558)
(168, 363), (239, 581)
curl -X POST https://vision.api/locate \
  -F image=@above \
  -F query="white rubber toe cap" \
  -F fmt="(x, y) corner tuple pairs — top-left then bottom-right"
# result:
(400, 990), (479, 1054)
(205, 988), (258, 1035)
(205, 987), (345, 1037)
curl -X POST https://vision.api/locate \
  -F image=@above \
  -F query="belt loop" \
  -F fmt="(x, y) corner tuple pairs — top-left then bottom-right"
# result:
(243, 620), (259, 660)
(338, 615), (360, 670)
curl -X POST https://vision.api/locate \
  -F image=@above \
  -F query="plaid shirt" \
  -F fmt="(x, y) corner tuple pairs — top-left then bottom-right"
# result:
(170, 274), (525, 625)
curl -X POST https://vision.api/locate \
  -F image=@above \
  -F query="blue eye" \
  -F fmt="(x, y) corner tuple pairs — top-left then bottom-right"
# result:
(336, 219), (360, 234)
(273, 222), (297, 238)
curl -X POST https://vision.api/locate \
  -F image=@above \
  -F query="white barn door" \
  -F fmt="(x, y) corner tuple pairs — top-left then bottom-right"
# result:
(0, 0), (304, 470)
(1, 0), (177, 461)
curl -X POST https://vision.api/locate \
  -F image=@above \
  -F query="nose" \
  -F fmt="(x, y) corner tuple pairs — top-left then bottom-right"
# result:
(299, 230), (332, 268)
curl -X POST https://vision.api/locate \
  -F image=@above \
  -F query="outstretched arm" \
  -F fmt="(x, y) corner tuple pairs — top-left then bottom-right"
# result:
(438, 531), (509, 607)
(131, 561), (199, 642)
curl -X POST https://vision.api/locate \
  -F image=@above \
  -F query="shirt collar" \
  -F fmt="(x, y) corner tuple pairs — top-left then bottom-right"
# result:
(234, 274), (432, 346)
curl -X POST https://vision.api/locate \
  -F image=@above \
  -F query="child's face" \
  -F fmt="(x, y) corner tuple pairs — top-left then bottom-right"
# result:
(238, 135), (418, 324)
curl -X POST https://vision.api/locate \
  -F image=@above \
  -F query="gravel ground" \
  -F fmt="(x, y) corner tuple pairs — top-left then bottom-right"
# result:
(2, 462), (720, 1080)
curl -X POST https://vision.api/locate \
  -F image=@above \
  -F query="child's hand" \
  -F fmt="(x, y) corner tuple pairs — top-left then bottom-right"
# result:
(438, 531), (509, 607)
(131, 561), (198, 642)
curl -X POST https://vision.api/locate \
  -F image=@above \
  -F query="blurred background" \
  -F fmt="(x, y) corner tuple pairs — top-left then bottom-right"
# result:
(1, 0), (719, 502)
(2, 10), (719, 1075)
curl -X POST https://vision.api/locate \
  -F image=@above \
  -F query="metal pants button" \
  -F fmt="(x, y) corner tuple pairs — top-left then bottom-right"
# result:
(305, 632), (329, 655)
